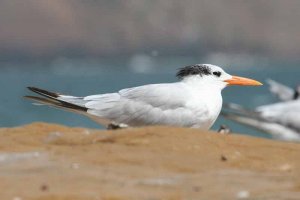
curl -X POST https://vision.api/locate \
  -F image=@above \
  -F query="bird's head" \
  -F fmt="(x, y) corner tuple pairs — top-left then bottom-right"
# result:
(176, 64), (262, 90)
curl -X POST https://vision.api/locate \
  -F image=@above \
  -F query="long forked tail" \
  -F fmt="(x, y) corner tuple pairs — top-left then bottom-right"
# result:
(24, 87), (87, 113)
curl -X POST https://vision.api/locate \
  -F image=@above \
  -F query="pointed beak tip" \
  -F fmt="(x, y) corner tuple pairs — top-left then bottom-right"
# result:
(256, 81), (263, 86)
(225, 76), (263, 86)
(248, 80), (263, 86)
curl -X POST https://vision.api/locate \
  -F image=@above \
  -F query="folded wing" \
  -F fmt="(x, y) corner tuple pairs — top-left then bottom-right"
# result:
(85, 83), (201, 127)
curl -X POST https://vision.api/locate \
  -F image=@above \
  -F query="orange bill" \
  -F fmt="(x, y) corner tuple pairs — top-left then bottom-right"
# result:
(225, 76), (263, 86)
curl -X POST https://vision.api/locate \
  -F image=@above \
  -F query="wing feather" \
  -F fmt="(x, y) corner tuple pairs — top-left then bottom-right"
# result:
(257, 100), (300, 131)
(84, 83), (198, 126)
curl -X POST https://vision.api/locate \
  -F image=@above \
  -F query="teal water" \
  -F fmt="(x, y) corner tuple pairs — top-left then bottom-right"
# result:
(0, 58), (299, 139)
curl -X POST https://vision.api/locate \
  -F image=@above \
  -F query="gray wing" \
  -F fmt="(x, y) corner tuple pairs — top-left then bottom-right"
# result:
(222, 102), (300, 141)
(84, 83), (200, 127)
(267, 79), (294, 101)
(256, 100), (300, 131)
(222, 110), (300, 141)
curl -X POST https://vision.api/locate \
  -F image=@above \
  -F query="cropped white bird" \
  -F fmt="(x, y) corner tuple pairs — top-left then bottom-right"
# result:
(223, 79), (300, 141)
(25, 64), (262, 129)
(223, 101), (300, 141)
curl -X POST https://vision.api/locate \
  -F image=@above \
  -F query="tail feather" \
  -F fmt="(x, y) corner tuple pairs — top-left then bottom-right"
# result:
(27, 87), (60, 99)
(25, 87), (87, 112)
(25, 87), (113, 127)
(24, 96), (65, 109)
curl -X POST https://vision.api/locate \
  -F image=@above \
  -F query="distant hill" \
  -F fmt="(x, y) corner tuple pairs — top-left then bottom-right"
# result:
(1, 0), (300, 60)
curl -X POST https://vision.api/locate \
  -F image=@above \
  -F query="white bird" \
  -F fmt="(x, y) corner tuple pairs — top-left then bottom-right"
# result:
(223, 79), (300, 141)
(25, 64), (262, 130)
(223, 101), (300, 141)
(267, 79), (300, 102)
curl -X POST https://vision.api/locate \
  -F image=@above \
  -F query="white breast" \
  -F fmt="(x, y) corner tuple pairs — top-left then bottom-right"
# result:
(185, 87), (223, 129)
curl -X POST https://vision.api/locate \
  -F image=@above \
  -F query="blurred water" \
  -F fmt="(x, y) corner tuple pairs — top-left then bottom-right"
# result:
(0, 57), (299, 139)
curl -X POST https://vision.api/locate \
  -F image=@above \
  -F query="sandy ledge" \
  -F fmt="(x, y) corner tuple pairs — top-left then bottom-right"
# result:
(0, 122), (299, 200)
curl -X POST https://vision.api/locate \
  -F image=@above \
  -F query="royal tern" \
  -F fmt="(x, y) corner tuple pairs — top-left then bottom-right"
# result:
(25, 64), (262, 129)
(223, 101), (300, 141)
(267, 79), (300, 101)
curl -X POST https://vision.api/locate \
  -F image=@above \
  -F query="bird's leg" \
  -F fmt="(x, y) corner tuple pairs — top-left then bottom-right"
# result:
(218, 124), (231, 134)
(107, 122), (129, 130)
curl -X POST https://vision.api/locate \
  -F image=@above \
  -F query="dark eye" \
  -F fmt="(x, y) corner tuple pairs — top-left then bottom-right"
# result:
(213, 71), (221, 77)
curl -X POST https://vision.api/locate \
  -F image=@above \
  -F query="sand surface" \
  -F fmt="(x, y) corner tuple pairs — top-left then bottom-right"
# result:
(0, 123), (299, 200)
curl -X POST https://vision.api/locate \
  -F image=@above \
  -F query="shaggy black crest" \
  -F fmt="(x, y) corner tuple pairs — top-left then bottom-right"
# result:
(176, 64), (212, 79)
